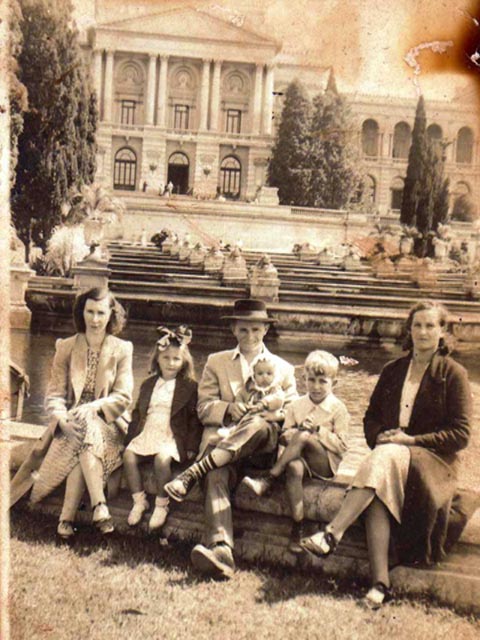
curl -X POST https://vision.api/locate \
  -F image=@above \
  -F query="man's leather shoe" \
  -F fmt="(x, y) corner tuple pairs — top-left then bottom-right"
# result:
(190, 543), (235, 579)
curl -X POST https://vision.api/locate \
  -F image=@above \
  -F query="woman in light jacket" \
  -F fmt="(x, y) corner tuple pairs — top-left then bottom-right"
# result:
(11, 287), (133, 539)
(301, 300), (472, 608)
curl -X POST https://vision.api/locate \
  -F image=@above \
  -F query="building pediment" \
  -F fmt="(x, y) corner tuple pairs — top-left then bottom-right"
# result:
(101, 7), (278, 49)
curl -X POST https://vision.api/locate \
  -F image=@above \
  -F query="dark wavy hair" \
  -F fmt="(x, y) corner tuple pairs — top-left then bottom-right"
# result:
(73, 287), (126, 336)
(149, 342), (196, 382)
(402, 300), (451, 354)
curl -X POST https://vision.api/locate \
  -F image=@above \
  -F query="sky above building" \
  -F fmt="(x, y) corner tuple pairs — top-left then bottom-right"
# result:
(73, 0), (480, 103)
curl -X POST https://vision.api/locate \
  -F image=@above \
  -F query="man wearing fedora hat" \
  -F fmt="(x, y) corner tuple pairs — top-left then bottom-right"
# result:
(164, 299), (297, 578)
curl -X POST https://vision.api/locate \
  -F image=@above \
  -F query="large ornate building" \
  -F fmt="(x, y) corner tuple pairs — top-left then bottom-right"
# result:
(83, 6), (480, 215)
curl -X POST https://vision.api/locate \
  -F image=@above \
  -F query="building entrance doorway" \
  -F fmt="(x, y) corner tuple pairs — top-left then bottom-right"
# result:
(167, 152), (189, 194)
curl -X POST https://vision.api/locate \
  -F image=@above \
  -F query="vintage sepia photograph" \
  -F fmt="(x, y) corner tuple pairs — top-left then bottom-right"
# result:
(2, 0), (480, 638)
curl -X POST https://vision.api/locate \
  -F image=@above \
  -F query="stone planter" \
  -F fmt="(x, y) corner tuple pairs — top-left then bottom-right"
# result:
(204, 251), (224, 273)
(377, 319), (404, 340)
(179, 242), (192, 262)
(343, 254), (362, 271)
(222, 251), (248, 284)
(433, 238), (450, 261)
(399, 237), (414, 256)
(72, 255), (111, 292)
(410, 261), (438, 288)
(372, 257), (395, 278)
(83, 219), (104, 247)
(318, 250), (338, 266)
(10, 263), (35, 329)
(299, 246), (319, 263)
(189, 246), (207, 267)
(249, 259), (280, 302)
(170, 239), (181, 257)
(162, 238), (174, 254)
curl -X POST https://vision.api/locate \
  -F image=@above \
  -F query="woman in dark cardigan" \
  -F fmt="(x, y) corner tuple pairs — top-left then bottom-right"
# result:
(301, 300), (472, 608)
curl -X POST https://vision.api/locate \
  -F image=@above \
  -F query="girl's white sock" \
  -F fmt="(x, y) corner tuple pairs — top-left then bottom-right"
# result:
(155, 495), (169, 507)
(132, 490), (147, 503)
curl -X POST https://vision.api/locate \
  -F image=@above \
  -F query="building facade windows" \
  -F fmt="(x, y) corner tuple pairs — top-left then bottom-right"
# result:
(390, 176), (404, 211)
(220, 155), (241, 198)
(456, 127), (474, 164)
(392, 121), (411, 159)
(120, 99), (137, 125)
(174, 104), (190, 130)
(114, 147), (137, 190)
(362, 119), (380, 157)
(226, 109), (242, 134)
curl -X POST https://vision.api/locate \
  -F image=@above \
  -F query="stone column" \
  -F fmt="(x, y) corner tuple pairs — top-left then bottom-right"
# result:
(104, 50), (115, 123)
(93, 50), (103, 118)
(210, 60), (222, 131)
(199, 59), (211, 131)
(252, 64), (263, 135)
(146, 54), (157, 126)
(262, 65), (275, 135)
(157, 55), (169, 128)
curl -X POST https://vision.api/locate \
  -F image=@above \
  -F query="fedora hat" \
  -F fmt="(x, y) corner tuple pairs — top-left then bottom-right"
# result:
(221, 299), (277, 323)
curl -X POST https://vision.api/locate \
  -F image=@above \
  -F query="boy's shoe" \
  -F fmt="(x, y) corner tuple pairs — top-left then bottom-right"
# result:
(127, 491), (149, 526)
(242, 474), (274, 497)
(149, 498), (169, 531)
(190, 543), (235, 580)
(164, 468), (197, 502)
(288, 520), (306, 554)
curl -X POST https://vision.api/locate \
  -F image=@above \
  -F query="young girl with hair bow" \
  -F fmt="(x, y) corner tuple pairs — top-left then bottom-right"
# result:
(123, 325), (202, 532)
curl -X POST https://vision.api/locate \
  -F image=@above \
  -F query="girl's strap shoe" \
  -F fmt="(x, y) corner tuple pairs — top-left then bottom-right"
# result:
(93, 502), (115, 535)
(57, 520), (75, 540)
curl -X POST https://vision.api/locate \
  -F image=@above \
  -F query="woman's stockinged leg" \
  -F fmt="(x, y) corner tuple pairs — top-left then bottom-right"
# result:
(123, 450), (143, 494)
(327, 487), (376, 542)
(285, 460), (305, 522)
(79, 449), (106, 507)
(365, 497), (391, 587)
(60, 464), (86, 522)
(154, 451), (173, 497)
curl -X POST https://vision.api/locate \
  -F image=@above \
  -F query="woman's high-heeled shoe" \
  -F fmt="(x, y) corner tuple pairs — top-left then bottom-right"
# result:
(92, 502), (114, 534)
(363, 582), (393, 610)
(300, 528), (338, 557)
(57, 520), (75, 540)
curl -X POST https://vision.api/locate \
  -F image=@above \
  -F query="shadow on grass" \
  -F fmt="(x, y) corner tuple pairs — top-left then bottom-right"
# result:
(10, 506), (196, 577)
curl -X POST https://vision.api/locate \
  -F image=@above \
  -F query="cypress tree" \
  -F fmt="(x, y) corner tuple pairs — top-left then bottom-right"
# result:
(268, 79), (311, 206)
(308, 73), (360, 209)
(401, 95), (427, 227)
(11, 0), (97, 249)
(9, 0), (28, 186)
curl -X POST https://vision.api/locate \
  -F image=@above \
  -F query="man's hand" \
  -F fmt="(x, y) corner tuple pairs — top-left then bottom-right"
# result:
(376, 429), (416, 446)
(227, 402), (248, 422)
(70, 404), (98, 423)
(58, 418), (84, 445)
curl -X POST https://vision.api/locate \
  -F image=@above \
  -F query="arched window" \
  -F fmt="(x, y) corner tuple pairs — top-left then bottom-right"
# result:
(390, 176), (404, 211)
(392, 121), (411, 159)
(114, 147), (137, 190)
(427, 123), (443, 142)
(365, 175), (376, 203)
(220, 156), (241, 198)
(361, 119), (380, 157)
(167, 152), (190, 194)
(456, 127), (474, 164)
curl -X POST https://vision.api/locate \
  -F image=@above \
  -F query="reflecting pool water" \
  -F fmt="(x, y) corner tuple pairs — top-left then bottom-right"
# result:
(11, 323), (480, 491)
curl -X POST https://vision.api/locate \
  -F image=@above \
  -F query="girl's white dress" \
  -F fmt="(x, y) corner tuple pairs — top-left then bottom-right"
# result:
(127, 377), (180, 461)
(351, 361), (425, 523)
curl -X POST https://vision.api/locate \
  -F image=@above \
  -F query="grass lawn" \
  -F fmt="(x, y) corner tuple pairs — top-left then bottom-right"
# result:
(9, 510), (480, 640)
